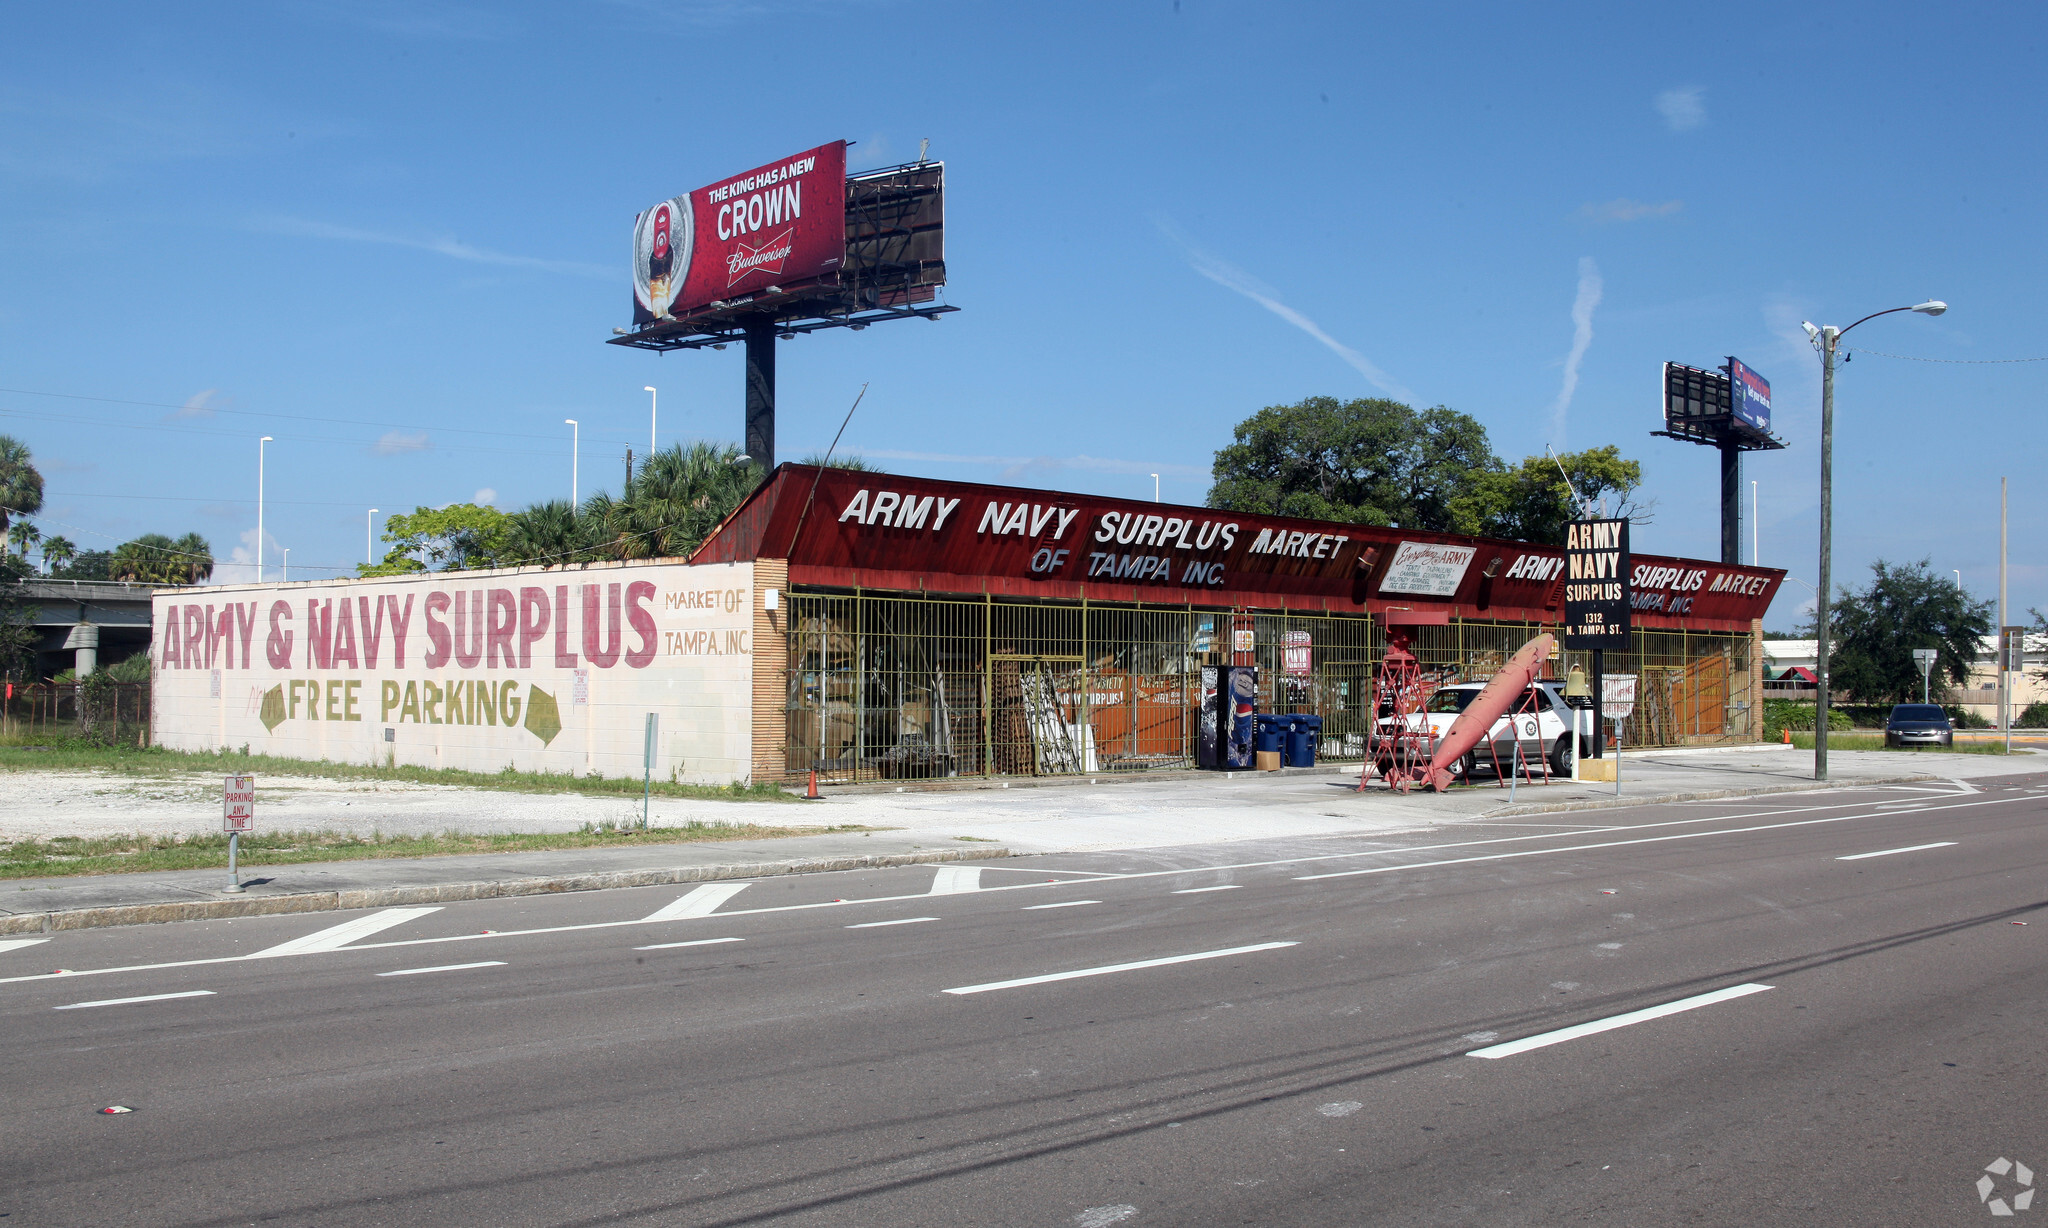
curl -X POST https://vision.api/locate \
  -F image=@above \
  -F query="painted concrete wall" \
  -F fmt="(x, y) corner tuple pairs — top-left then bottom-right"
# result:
(150, 560), (757, 784)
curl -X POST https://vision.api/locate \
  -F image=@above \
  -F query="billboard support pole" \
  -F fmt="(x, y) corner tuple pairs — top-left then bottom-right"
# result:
(1720, 439), (1741, 565)
(745, 318), (776, 471)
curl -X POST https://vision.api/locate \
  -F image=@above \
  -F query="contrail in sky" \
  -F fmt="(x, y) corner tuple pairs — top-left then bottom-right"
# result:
(1549, 257), (1603, 448)
(1155, 217), (1413, 402)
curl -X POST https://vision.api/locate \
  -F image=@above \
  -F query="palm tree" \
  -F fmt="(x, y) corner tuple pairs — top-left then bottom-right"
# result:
(40, 535), (76, 574)
(172, 532), (214, 584)
(0, 435), (44, 537)
(502, 500), (586, 568)
(629, 441), (755, 558)
(8, 519), (40, 560)
(110, 532), (192, 585)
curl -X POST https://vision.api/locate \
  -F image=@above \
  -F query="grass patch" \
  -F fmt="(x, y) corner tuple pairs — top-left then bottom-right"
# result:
(1786, 732), (2010, 754)
(0, 820), (876, 880)
(0, 737), (798, 802)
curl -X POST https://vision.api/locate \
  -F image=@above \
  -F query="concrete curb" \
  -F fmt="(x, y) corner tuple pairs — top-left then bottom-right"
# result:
(0, 846), (1011, 936)
(1482, 773), (1946, 818)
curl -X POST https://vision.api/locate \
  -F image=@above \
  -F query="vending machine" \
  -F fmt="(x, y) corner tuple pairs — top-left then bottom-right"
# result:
(1197, 665), (1259, 769)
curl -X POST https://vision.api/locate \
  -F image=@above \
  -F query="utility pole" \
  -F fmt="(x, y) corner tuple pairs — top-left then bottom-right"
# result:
(2001, 476), (2010, 752)
(1814, 326), (1837, 780)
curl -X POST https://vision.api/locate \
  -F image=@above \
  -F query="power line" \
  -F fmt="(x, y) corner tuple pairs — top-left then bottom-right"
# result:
(1844, 348), (2048, 365)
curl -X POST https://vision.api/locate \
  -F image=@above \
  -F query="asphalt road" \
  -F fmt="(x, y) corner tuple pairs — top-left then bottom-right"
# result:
(4, 774), (2046, 1226)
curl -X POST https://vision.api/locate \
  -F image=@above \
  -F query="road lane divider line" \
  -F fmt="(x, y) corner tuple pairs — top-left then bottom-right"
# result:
(846, 917), (940, 929)
(929, 866), (984, 894)
(635, 937), (745, 950)
(1836, 841), (1958, 860)
(376, 961), (506, 977)
(1022, 900), (1100, 910)
(1467, 983), (1773, 1058)
(642, 882), (752, 922)
(55, 990), (216, 1010)
(1294, 799), (2024, 882)
(248, 907), (444, 958)
(943, 941), (1299, 996)
(1172, 885), (1243, 894)
(4, 793), (2025, 991)
(0, 938), (52, 954)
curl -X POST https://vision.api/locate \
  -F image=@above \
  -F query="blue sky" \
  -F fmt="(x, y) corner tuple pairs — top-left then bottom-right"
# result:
(2, 2), (2041, 630)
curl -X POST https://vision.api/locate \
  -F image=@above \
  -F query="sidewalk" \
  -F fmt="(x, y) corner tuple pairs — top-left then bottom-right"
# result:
(4, 743), (2035, 935)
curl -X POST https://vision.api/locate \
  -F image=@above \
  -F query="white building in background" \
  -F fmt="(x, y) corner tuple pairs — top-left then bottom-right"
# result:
(1762, 634), (2044, 720)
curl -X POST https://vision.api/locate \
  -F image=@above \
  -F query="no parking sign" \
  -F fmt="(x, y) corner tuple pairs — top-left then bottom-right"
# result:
(223, 775), (256, 832)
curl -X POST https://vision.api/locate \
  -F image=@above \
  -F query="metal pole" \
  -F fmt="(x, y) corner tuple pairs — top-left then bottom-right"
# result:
(1720, 439), (1741, 565)
(645, 386), (658, 456)
(366, 509), (378, 566)
(1814, 328), (1837, 781)
(565, 420), (579, 505)
(257, 436), (272, 582)
(744, 319), (777, 471)
(2001, 476), (2010, 753)
(224, 831), (242, 893)
(1752, 480), (1759, 567)
(643, 711), (657, 828)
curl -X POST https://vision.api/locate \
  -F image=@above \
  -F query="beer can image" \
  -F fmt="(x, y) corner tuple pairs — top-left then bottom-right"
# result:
(633, 195), (694, 322)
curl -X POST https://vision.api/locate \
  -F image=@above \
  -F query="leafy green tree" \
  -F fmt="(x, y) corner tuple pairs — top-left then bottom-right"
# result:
(502, 499), (587, 567)
(619, 441), (757, 559)
(360, 503), (510, 576)
(1446, 445), (1652, 545)
(0, 435), (43, 538)
(39, 534), (76, 573)
(53, 548), (113, 580)
(171, 532), (213, 583)
(1207, 397), (1498, 528)
(798, 453), (880, 472)
(1828, 558), (1993, 703)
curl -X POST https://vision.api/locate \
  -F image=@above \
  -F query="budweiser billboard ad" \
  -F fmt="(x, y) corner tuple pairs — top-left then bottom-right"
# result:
(632, 141), (849, 325)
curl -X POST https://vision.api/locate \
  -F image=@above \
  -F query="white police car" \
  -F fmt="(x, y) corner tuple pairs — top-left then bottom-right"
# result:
(1417, 681), (1584, 778)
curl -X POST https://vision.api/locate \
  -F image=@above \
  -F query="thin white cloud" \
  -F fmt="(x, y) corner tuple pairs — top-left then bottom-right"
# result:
(253, 216), (610, 280)
(173, 388), (219, 419)
(1153, 216), (1415, 402)
(473, 487), (498, 506)
(1579, 198), (1683, 224)
(1548, 257), (1603, 448)
(374, 430), (431, 456)
(1656, 87), (1706, 132)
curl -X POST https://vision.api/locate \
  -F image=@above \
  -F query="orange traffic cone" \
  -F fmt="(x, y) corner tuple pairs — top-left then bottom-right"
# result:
(806, 769), (821, 800)
(1782, 726), (1792, 745)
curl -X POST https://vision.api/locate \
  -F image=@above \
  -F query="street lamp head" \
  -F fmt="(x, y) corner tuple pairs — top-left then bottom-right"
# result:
(260, 435), (273, 443)
(1800, 322), (1820, 342)
(1910, 300), (1948, 316)
(564, 418), (577, 426)
(643, 386), (656, 393)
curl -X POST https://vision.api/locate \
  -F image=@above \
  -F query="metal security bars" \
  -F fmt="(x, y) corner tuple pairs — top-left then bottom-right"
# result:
(780, 590), (1754, 783)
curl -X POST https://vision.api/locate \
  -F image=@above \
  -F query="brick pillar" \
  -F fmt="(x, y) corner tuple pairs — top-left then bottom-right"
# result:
(752, 559), (790, 784)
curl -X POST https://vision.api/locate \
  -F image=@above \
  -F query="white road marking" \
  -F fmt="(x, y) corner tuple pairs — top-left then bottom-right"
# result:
(1467, 983), (1774, 1058)
(2, 792), (2025, 991)
(634, 937), (745, 950)
(249, 907), (443, 958)
(1173, 885), (1243, 894)
(55, 990), (215, 1010)
(846, 917), (939, 929)
(642, 882), (751, 922)
(1023, 900), (1101, 910)
(1317, 1101), (1364, 1117)
(0, 938), (51, 954)
(376, 961), (506, 977)
(1836, 841), (1957, 860)
(929, 866), (984, 894)
(943, 941), (1298, 995)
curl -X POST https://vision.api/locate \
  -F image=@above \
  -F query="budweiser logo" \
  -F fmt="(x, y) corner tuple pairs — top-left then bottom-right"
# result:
(727, 228), (794, 285)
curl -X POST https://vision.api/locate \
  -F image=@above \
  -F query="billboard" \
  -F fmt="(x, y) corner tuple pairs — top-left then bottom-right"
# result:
(152, 561), (757, 784)
(1562, 518), (1631, 650)
(1728, 357), (1771, 434)
(633, 141), (849, 325)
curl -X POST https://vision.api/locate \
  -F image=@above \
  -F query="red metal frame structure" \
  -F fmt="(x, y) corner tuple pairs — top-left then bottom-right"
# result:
(1359, 610), (1450, 793)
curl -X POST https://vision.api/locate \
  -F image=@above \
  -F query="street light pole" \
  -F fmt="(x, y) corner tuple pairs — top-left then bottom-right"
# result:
(257, 436), (273, 583)
(644, 386), (658, 456)
(282, 547), (289, 582)
(1802, 300), (1946, 781)
(565, 419), (579, 505)
(366, 508), (378, 566)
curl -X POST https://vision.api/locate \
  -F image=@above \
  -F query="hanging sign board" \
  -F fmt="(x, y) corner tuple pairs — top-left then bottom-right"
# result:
(1380, 541), (1477, 596)
(1563, 519), (1631, 650)
(1601, 675), (1637, 719)
(1281, 630), (1313, 677)
(223, 774), (256, 832)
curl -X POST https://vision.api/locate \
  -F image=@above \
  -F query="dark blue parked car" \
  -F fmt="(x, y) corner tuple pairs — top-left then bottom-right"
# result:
(1884, 704), (1954, 748)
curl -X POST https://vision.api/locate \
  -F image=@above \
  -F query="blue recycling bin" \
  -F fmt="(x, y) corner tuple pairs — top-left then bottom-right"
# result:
(1253, 715), (1286, 756)
(1283, 715), (1323, 767)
